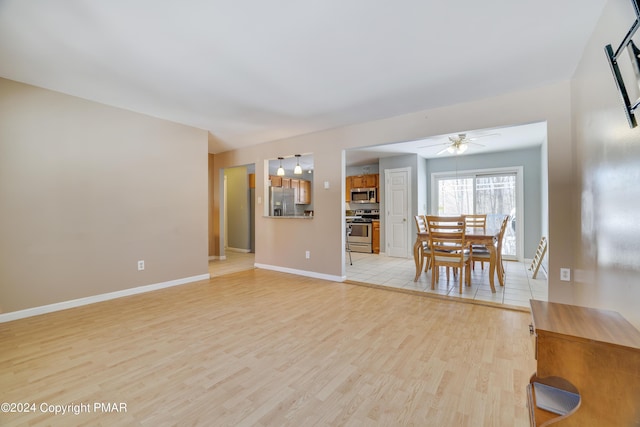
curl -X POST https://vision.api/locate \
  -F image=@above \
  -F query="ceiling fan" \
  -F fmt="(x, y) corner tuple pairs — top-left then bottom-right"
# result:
(420, 133), (498, 155)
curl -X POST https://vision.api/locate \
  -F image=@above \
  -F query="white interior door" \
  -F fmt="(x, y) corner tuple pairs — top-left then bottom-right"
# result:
(385, 167), (411, 258)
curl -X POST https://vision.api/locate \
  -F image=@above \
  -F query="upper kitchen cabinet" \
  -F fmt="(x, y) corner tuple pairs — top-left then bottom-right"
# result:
(298, 180), (311, 204)
(350, 174), (377, 189)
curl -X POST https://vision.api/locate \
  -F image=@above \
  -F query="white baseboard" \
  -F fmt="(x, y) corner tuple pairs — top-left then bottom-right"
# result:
(225, 247), (251, 253)
(209, 255), (227, 260)
(254, 263), (345, 282)
(0, 273), (211, 323)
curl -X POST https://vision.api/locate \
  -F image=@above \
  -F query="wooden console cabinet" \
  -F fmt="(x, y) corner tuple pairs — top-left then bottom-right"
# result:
(527, 300), (640, 426)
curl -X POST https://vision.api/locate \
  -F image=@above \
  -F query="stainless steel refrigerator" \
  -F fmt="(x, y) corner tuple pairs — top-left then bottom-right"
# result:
(270, 187), (296, 216)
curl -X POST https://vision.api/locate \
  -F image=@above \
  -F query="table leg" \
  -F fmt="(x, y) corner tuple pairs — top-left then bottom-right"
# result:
(487, 245), (497, 293)
(497, 251), (505, 286)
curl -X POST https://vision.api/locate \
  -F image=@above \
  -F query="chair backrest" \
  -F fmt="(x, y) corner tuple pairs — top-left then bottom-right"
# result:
(425, 215), (467, 265)
(414, 215), (427, 233)
(496, 215), (510, 253)
(463, 214), (487, 229)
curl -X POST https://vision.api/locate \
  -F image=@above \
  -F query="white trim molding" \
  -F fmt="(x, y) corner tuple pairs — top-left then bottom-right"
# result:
(0, 273), (211, 323)
(225, 247), (251, 253)
(255, 263), (344, 282)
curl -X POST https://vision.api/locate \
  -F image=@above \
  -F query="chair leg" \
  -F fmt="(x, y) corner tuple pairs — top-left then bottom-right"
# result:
(346, 228), (352, 266)
(431, 264), (437, 290)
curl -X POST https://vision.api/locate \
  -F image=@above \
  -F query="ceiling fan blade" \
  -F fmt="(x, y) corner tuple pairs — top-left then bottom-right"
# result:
(467, 133), (500, 141)
(436, 146), (450, 155)
(418, 142), (448, 149)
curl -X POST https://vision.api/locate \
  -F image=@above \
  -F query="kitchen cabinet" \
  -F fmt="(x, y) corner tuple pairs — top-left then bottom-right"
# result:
(526, 300), (640, 426)
(372, 220), (380, 254)
(282, 177), (291, 188)
(345, 177), (352, 202)
(297, 180), (311, 204)
(351, 174), (377, 188)
(270, 175), (283, 187)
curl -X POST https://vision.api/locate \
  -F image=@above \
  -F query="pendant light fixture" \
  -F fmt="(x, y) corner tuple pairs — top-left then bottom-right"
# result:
(276, 157), (285, 176)
(294, 154), (302, 175)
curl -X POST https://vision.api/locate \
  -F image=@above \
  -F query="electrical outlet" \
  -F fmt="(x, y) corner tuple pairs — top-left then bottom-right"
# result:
(560, 268), (570, 282)
(137, 260), (145, 271)
(305, 251), (310, 259)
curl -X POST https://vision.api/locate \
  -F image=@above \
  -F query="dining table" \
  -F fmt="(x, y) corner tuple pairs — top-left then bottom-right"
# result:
(413, 227), (504, 292)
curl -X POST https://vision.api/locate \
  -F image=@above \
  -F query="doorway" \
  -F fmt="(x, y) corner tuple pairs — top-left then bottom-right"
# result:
(210, 164), (256, 278)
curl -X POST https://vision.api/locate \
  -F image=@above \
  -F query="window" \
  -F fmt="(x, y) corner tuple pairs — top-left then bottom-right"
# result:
(432, 167), (522, 259)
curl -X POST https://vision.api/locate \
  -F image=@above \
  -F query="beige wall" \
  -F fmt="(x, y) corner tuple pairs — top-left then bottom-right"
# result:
(570, 0), (640, 328)
(0, 78), (209, 313)
(212, 81), (574, 285)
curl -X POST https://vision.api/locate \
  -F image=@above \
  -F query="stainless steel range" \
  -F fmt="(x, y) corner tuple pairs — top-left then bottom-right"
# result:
(346, 209), (379, 253)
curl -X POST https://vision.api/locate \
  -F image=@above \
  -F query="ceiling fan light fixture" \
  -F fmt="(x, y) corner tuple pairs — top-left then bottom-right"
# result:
(446, 141), (468, 155)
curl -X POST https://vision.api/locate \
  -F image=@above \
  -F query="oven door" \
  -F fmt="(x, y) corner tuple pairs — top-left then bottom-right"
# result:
(348, 223), (370, 241)
(347, 222), (372, 253)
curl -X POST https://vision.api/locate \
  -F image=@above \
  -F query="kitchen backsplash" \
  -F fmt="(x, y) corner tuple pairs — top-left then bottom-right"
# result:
(346, 202), (379, 211)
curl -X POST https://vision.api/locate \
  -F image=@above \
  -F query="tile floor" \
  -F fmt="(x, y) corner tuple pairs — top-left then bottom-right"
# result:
(209, 250), (548, 309)
(346, 251), (548, 308)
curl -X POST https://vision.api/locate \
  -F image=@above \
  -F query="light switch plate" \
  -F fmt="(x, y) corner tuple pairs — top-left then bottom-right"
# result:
(560, 268), (571, 281)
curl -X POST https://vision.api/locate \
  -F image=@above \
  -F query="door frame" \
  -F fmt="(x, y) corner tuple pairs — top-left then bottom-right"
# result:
(430, 166), (524, 261)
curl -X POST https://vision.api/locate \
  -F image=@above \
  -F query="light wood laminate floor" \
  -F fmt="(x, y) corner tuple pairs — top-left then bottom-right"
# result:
(1, 269), (536, 426)
(209, 251), (256, 277)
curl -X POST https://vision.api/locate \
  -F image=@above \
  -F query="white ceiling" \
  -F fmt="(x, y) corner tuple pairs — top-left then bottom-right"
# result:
(346, 121), (548, 166)
(0, 1), (606, 154)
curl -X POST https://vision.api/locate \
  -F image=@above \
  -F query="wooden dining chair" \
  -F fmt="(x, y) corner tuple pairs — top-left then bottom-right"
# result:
(471, 215), (510, 285)
(463, 214), (487, 270)
(414, 215), (431, 273)
(426, 215), (471, 293)
(463, 214), (487, 229)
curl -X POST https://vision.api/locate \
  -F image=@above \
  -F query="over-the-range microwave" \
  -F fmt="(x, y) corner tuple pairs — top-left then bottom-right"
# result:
(351, 188), (376, 203)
